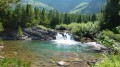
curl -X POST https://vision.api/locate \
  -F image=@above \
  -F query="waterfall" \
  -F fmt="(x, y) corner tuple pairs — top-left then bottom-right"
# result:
(52, 32), (79, 45)
(56, 33), (72, 40)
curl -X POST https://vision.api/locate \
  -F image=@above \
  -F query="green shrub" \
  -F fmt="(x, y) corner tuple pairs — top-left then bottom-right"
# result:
(101, 30), (120, 42)
(18, 26), (23, 37)
(97, 36), (115, 48)
(55, 24), (68, 30)
(113, 26), (120, 34)
(67, 21), (100, 37)
(96, 30), (120, 47)
(0, 22), (4, 31)
(0, 58), (30, 67)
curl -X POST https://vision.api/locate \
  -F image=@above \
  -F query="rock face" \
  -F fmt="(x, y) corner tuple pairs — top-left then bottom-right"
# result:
(22, 26), (57, 40)
(0, 26), (57, 40)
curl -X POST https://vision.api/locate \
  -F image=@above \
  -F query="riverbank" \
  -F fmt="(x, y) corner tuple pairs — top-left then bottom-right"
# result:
(0, 26), (57, 40)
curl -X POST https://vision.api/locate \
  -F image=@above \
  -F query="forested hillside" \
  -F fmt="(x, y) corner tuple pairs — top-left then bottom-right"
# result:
(20, 0), (105, 14)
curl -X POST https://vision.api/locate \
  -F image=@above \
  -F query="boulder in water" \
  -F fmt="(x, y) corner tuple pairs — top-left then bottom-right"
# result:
(57, 61), (70, 66)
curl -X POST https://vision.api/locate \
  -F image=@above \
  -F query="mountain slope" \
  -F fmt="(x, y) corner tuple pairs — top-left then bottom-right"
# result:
(38, 0), (92, 12)
(21, 0), (106, 14)
(70, 0), (106, 14)
(21, 0), (54, 10)
(70, 2), (89, 14)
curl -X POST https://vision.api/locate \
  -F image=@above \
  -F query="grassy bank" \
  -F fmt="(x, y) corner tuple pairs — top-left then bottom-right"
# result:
(0, 58), (30, 67)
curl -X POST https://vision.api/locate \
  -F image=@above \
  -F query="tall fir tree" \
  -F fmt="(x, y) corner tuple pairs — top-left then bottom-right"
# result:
(101, 0), (120, 29)
(25, 4), (36, 27)
(12, 4), (22, 28)
(34, 7), (41, 24)
(41, 8), (49, 26)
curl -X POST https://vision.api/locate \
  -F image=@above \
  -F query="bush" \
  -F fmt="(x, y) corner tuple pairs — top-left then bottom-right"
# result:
(96, 30), (120, 47)
(97, 36), (115, 48)
(113, 26), (120, 34)
(18, 26), (23, 37)
(55, 24), (68, 30)
(101, 30), (120, 42)
(67, 21), (100, 37)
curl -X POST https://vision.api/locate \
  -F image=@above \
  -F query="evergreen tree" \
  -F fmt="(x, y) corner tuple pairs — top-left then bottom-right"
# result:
(21, 6), (26, 27)
(25, 4), (36, 27)
(77, 15), (82, 23)
(63, 13), (70, 24)
(12, 4), (22, 28)
(101, 0), (120, 29)
(34, 7), (41, 24)
(91, 14), (96, 22)
(2, 8), (13, 29)
(41, 8), (49, 26)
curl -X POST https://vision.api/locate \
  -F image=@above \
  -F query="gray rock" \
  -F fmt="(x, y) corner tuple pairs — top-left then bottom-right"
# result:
(57, 61), (70, 66)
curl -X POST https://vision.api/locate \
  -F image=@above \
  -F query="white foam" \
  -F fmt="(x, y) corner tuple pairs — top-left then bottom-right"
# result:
(53, 32), (79, 45)
(52, 40), (79, 45)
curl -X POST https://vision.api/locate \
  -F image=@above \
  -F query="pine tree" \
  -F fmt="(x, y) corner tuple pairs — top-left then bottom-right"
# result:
(41, 8), (49, 26)
(34, 7), (41, 24)
(101, 0), (120, 29)
(2, 8), (13, 29)
(21, 6), (26, 27)
(91, 14), (96, 22)
(12, 4), (22, 28)
(63, 12), (70, 24)
(77, 15), (82, 23)
(25, 4), (36, 27)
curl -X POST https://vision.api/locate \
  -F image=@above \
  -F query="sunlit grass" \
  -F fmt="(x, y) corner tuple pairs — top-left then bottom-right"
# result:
(0, 58), (30, 67)
(93, 53), (120, 67)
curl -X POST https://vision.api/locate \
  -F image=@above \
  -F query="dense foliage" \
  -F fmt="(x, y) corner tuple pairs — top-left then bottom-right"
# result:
(0, 3), (97, 30)
(100, 0), (120, 29)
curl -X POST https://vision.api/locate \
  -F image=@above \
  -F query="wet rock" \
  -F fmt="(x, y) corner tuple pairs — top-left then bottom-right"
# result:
(57, 61), (70, 66)
(84, 42), (106, 52)
(23, 26), (57, 40)
(73, 35), (81, 41)
(87, 59), (98, 66)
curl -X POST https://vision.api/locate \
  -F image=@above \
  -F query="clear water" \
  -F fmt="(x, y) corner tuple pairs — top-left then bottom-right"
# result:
(2, 40), (101, 67)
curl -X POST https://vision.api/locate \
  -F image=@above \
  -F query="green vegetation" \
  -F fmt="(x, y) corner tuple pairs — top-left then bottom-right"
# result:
(0, 22), (4, 31)
(94, 53), (120, 67)
(68, 22), (100, 36)
(0, 58), (30, 67)
(18, 26), (23, 37)
(0, 3), (97, 29)
(38, 25), (48, 30)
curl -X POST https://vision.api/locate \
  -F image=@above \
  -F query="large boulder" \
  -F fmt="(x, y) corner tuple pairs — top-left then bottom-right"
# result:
(23, 26), (57, 40)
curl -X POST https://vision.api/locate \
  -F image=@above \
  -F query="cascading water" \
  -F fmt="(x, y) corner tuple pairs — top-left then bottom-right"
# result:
(53, 32), (79, 45)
